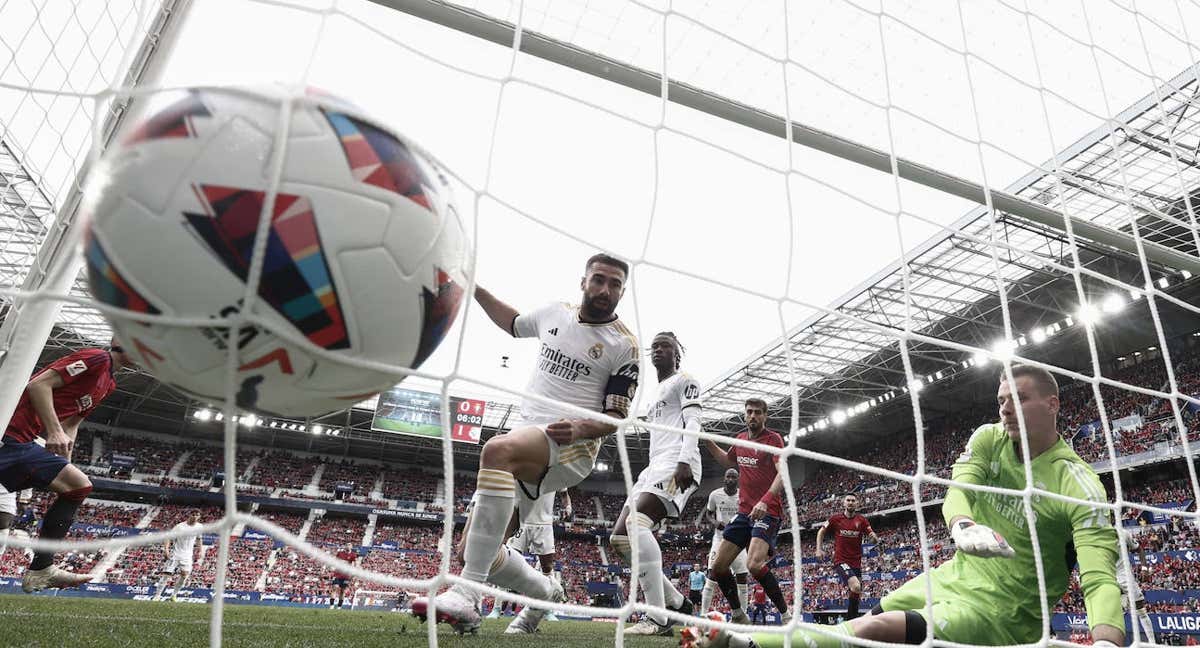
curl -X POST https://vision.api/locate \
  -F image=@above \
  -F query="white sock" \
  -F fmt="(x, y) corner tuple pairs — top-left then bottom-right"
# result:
(701, 577), (716, 613)
(489, 546), (554, 600)
(458, 469), (516, 600)
(1137, 607), (1155, 643)
(154, 579), (167, 599)
(660, 572), (684, 609)
(737, 578), (748, 613)
(632, 512), (668, 624)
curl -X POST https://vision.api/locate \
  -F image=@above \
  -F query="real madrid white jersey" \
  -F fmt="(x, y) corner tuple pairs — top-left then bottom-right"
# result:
(522, 490), (556, 526)
(707, 488), (740, 526)
(645, 371), (703, 470)
(172, 521), (201, 559)
(512, 302), (639, 423)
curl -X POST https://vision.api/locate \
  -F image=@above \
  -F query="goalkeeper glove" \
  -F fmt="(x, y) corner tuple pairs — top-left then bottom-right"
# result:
(1092, 641), (1118, 648)
(950, 519), (1015, 558)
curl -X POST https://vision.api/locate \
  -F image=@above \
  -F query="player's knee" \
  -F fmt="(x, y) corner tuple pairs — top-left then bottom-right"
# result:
(851, 610), (923, 644)
(479, 436), (515, 469)
(747, 557), (767, 574)
(60, 483), (92, 503)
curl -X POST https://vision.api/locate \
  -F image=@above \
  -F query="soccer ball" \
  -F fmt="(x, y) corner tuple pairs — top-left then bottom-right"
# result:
(83, 85), (470, 416)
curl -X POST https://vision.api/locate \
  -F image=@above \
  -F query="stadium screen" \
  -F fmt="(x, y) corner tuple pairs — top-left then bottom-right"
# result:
(370, 386), (486, 444)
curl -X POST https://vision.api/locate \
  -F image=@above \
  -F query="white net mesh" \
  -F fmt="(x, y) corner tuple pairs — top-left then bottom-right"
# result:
(2, 0), (1200, 646)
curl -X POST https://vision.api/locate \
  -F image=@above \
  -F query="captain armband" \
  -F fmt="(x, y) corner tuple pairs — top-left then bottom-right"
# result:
(603, 361), (639, 418)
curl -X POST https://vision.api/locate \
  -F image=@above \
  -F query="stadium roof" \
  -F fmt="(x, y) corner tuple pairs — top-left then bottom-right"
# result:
(0, 136), (111, 348)
(703, 62), (1200, 437)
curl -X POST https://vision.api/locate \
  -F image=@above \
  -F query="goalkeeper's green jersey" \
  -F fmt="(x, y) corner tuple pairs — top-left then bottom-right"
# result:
(757, 424), (1125, 648)
(928, 422), (1123, 641)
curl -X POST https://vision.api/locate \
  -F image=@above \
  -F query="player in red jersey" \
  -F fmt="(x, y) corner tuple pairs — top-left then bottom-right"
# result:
(748, 584), (768, 625)
(0, 343), (132, 592)
(815, 494), (880, 619)
(703, 397), (791, 625)
(329, 543), (359, 609)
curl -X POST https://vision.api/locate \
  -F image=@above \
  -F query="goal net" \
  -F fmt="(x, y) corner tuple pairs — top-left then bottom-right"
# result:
(2, 0), (1200, 647)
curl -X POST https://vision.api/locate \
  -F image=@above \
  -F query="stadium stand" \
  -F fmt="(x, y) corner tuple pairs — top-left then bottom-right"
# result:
(0, 347), (1193, 620)
(305, 515), (367, 547)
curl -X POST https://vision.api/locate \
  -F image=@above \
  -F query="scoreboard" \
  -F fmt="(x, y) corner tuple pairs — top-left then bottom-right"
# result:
(370, 385), (487, 444)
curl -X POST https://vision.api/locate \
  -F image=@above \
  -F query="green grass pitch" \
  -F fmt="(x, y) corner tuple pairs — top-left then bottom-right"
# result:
(0, 594), (684, 647)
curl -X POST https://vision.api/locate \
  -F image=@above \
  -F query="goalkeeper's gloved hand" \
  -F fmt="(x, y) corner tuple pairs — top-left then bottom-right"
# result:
(950, 519), (1015, 558)
(1092, 641), (1118, 648)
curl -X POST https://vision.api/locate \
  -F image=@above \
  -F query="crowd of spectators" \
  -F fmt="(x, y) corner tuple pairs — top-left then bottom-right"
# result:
(100, 434), (187, 478)
(595, 492), (625, 522)
(243, 451), (320, 491)
(305, 515), (367, 547)
(150, 505), (218, 530)
(74, 501), (147, 529)
(319, 460), (377, 496)
(361, 548), (442, 582)
(177, 445), (252, 481)
(262, 547), (333, 599)
(380, 468), (440, 504)
(370, 522), (453, 550)
(254, 510), (307, 536)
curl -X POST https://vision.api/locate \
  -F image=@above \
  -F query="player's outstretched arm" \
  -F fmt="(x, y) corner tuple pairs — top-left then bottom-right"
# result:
(814, 525), (827, 558)
(1067, 471), (1125, 645)
(703, 440), (737, 469)
(25, 369), (68, 456)
(473, 286), (520, 336)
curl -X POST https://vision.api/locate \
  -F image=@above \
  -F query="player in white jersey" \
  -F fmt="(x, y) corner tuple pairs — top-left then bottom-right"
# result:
(1116, 528), (1155, 643)
(700, 469), (748, 614)
(153, 510), (203, 602)
(610, 331), (703, 635)
(414, 253), (640, 636)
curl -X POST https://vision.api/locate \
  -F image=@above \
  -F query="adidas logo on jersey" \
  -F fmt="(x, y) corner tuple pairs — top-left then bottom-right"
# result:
(548, 327), (558, 336)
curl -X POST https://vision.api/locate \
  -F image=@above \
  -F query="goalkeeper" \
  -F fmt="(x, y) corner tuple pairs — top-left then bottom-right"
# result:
(682, 364), (1124, 648)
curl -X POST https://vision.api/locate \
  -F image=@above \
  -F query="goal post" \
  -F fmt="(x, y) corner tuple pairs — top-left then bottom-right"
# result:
(0, 0), (195, 433)
(370, 0), (1200, 277)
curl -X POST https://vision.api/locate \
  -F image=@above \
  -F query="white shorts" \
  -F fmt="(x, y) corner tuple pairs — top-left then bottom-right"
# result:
(1116, 560), (1143, 603)
(0, 489), (14, 516)
(709, 532), (747, 574)
(160, 555), (194, 575)
(626, 461), (700, 519)
(513, 422), (599, 496)
(507, 523), (555, 556)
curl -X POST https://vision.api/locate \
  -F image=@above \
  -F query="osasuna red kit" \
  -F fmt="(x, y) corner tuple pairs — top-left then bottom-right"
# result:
(5, 348), (116, 444)
(825, 512), (874, 569)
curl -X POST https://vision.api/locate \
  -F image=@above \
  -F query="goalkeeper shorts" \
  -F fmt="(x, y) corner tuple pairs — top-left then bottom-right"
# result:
(879, 571), (1027, 646)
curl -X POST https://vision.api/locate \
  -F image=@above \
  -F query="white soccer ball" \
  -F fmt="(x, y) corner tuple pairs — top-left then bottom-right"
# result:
(83, 85), (470, 416)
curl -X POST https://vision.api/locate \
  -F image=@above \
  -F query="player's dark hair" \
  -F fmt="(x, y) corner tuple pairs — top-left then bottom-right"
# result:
(1001, 363), (1059, 397)
(844, 493), (857, 499)
(744, 397), (767, 412)
(654, 331), (685, 369)
(585, 253), (629, 278)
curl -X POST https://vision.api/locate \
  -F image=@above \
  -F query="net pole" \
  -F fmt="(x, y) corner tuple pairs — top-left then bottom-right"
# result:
(369, 0), (1200, 276)
(0, 0), (195, 432)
